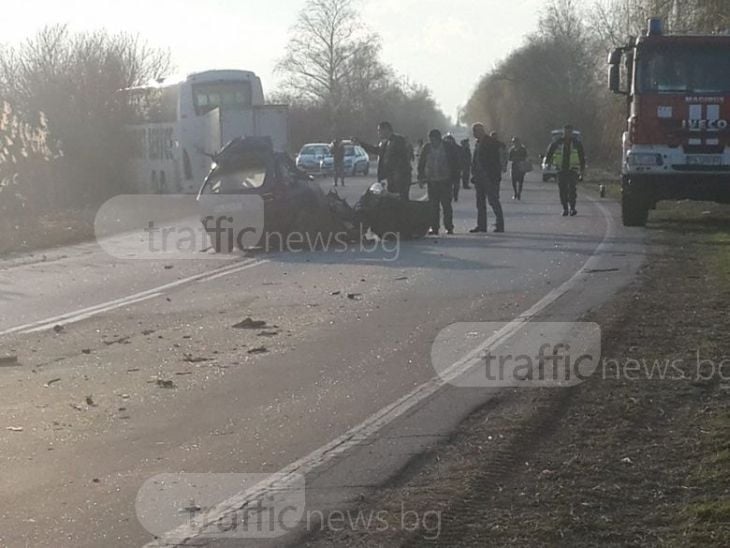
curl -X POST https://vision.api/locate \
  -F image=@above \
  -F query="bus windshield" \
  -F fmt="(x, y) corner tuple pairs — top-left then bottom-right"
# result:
(192, 81), (253, 115)
(638, 46), (730, 94)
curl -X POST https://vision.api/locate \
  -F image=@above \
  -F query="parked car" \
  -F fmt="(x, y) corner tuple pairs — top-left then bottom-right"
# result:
(541, 129), (582, 182)
(321, 143), (371, 176)
(296, 143), (331, 174)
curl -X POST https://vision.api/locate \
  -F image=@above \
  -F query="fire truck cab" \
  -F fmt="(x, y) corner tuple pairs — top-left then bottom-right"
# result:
(609, 18), (730, 226)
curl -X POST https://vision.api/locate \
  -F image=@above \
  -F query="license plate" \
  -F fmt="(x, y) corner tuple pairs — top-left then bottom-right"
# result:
(686, 155), (722, 166)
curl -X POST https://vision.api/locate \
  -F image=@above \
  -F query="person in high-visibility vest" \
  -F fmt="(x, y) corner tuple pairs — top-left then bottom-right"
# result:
(545, 125), (586, 217)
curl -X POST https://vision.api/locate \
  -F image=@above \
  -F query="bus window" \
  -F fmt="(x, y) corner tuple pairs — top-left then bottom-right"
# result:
(192, 82), (253, 115)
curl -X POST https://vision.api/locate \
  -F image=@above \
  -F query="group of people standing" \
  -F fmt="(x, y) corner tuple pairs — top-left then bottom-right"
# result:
(352, 120), (585, 235)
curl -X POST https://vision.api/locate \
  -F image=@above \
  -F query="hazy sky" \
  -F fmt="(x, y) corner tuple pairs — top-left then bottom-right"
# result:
(3, 0), (543, 118)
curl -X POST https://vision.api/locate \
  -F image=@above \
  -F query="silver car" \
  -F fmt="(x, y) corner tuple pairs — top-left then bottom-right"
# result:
(321, 143), (371, 176)
(296, 143), (331, 174)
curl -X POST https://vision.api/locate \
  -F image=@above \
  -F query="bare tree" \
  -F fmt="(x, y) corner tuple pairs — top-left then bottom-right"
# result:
(276, 0), (381, 135)
(0, 25), (171, 204)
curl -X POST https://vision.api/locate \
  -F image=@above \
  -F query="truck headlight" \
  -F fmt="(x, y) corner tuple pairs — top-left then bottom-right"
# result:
(627, 153), (663, 167)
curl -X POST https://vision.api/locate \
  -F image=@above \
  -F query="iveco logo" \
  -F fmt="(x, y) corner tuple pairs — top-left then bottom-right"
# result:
(682, 119), (729, 131)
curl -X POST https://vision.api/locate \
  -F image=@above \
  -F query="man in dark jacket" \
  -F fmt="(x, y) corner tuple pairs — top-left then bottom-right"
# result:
(358, 121), (412, 200)
(418, 129), (461, 235)
(460, 139), (472, 190)
(545, 125), (586, 216)
(508, 137), (528, 200)
(470, 123), (505, 233)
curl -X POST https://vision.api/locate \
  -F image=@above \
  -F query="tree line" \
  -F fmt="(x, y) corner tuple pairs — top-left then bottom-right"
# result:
(462, 0), (730, 165)
(0, 0), (450, 227)
(274, 0), (451, 149)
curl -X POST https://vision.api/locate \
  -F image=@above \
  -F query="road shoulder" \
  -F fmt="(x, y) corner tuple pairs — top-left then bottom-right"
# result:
(301, 202), (730, 547)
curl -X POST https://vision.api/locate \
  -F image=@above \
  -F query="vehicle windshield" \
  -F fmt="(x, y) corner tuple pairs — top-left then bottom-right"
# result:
(300, 145), (330, 156)
(192, 81), (253, 115)
(344, 146), (355, 156)
(638, 46), (730, 93)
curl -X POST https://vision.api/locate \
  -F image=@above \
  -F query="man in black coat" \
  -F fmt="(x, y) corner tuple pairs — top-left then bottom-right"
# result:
(470, 123), (505, 233)
(358, 121), (413, 200)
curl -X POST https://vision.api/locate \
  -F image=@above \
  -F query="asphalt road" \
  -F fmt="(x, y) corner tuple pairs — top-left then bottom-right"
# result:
(0, 173), (645, 547)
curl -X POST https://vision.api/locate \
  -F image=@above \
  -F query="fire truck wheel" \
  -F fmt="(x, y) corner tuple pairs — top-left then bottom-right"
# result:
(622, 185), (650, 227)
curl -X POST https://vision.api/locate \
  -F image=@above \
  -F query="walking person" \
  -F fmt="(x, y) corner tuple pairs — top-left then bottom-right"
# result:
(330, 138), (346, 187)
(460, 139), (472, 190)
(508, 137), (528, 200)
(470, 123), (505, 233)
(357, 122), (413, 200)
(418, 130), (460, 235)
(544, 125), (586, 216)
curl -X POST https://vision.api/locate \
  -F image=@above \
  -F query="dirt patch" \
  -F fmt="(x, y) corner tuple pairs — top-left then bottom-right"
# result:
(303, 201), (730, 547)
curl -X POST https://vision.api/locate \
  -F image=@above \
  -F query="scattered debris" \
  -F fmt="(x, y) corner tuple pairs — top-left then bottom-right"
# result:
(347, 293), (363, 301)
(258, 331), (280, 338)
(44, 378), (62, 387)
(6, 426), (24, 432)
(156, 379), (176, 389)
(621, 457), (634, 465)
(586, 268), (621, 274)
(85, 396), (97, 407)
(104, 336), (131, 346)
(395, 276), (409, 281)
(142, 329), (156, 336)
(70, 403), (84, 412)
(127, 368), (141, 373)
(164, 265), (174, 270)
(331, 291), (342, 296)
(92, 478), (101, 484)
(81, 349), (92, 355)
(183, 354), (210, 364)
(233, 318), (268, 330)
(248, 347), (269, 355)
(175, 371), (194, 376)
(53, 325), (65, 334)
(0, 355), (20, 367)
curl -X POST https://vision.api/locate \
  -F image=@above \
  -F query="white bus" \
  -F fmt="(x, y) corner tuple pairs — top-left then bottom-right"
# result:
(121, 69), (289, 193)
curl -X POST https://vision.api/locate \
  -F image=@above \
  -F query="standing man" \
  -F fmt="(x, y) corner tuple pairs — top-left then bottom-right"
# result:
(460, 139), (472, 190)
(545, 125), (586, 216)
(418, 129), (460, 235)
(330, 138), (346, 187)
(443, 134), (460, 202)
(470, 123), (505, 233)
(508, 137), (528, 200)
(358, 122), (413, 200)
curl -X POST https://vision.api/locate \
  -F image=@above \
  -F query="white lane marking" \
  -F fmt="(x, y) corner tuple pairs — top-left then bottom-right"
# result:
(23, 293), (163, 334)
(0, 259), (268, 337)
(199, 259), (268, 282)
(149, 194), (620, 546)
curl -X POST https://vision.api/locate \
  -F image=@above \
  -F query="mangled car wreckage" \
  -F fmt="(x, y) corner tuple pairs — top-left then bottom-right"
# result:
(196, 137), (431, 252)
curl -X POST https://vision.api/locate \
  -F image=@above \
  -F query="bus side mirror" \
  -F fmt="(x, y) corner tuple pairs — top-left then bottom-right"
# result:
(608, 49), (626, 95)
(609, 63), (621, 93)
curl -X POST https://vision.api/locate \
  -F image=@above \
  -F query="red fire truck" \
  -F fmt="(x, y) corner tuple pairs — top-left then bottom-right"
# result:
(609, 18), (730, 226)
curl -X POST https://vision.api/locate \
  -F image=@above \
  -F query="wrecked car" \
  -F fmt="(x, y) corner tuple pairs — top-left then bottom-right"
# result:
(196, 137), (430, 252)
